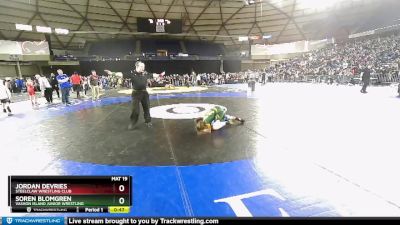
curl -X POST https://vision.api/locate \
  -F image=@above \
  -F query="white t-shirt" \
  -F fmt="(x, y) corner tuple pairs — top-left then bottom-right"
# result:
(0, 84), (11, 100)
(39, 77), (52, 90)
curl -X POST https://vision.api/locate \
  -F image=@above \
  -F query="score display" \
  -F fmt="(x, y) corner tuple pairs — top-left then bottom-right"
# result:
(137, 18), (182, 33)
(8, 176), (131, 213)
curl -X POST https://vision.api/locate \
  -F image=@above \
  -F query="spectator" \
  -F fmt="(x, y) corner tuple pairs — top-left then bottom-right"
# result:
(26, 78), (38, 107)
(50, 73), (60, 98)
(88, 70), (100, 101)
(71, 72), (82, 98)
(82, 76), (89, 96)
(361, 65), (372, 93)
(56, 69), (72, 105)
(35, 74), (53, 104)
(0, 79), (12, 116)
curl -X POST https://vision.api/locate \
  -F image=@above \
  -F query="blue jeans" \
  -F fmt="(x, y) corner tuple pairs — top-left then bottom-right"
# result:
(61, 87), (70, 104)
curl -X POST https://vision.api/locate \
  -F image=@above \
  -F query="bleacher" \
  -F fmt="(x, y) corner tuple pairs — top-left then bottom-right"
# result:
(89, 40), (135, 57)
(141, 39), (181, 56)
(185, 41), (224, 56)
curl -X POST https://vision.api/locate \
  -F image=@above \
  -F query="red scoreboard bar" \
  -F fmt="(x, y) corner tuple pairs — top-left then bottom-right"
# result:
(8, 176), (132, 213)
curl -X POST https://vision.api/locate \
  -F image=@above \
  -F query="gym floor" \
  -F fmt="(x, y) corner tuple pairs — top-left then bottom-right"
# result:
(1, 83), (400, 217)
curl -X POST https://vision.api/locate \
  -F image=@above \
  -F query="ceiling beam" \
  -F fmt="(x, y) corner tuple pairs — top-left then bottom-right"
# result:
(266, 0), (307, 42)
(106, 1), (132, 32)
(121, 0), (134, 31)
(246, 3), (258, 37)
(212, 1), (224, 43)
(186, 0), (214, 35)
(274, 1), (297, 43)
(290, 0), (306, 40)
(105, 0), (133, 40)
(0, 2), (325, 27)
(65, 20), (85, 49)
(0, 1), (315, 20)
(65, 0), (91, 49)
(144, 0), (157, 18)
(212, 4), (246, 43)
(37, 13), (65, 49)
(163, 0), (177, 19)
(15, 13), (37, 40)
(254, 1), (263, 35)
(223, 25), (238, 47)
(61, 0), (102, 40)
(182, 0), (201, 41)
(246, 22), (256, 36)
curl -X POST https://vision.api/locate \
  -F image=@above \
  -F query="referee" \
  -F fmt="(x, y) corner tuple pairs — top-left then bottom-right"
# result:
(128, 61), (152, 130)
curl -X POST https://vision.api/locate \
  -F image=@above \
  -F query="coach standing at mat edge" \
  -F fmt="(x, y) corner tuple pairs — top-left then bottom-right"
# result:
(128, 61), (152, 130)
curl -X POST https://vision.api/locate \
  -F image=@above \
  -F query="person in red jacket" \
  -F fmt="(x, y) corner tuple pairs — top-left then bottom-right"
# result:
(26, 78), (38, 107)
(70, 72), (82, 98)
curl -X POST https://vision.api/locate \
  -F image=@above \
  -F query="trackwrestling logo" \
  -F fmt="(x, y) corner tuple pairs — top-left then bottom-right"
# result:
(2, 217), (64, 225)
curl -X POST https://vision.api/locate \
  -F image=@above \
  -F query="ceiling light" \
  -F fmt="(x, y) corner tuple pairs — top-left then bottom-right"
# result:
(263, 35), (272, 39)
(238, 36), (249, 42)
(55, 28), (69, 35)
(36, 26), (52, 33)
(15, 24), (32, 31)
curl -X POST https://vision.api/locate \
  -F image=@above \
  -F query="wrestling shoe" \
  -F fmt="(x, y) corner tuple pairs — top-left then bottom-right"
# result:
(3, 109), (6, 113)
(145, 122), (153, 128)
(236, 117), (245, 124)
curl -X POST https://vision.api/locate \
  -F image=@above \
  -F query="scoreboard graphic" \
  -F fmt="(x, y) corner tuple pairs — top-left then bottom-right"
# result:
(137, 18), (182, 34)
(8, 176), (131, 213)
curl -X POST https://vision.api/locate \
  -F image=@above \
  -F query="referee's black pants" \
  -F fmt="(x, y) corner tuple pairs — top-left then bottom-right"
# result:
(130, 90), (151, 124)
(361, 81), (369, 93)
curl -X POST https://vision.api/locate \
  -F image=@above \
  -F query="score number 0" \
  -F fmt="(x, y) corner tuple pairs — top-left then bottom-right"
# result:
(118, 184), (127, 205)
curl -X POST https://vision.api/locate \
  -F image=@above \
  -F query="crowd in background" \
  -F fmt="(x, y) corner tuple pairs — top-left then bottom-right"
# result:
(121, 71), (261, 88)
(265, 32), (400, 84)
(2, 31), (400, 102)
(142, 32), (400, 86)
(2, 73), (123, 94)
(0, 69), (126, 108)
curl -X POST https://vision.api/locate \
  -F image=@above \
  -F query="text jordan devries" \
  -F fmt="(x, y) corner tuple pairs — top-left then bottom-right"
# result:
(16, 183), (68, 189)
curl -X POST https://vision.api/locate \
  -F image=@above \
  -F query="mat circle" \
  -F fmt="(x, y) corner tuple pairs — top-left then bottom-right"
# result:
(150, 103), (226, 119)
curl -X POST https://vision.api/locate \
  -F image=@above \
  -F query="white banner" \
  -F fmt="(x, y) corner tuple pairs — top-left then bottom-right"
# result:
(19, 40), (50, 55)
(252, 41), (307, 56)
(251, 38), (333, 56)
(0, 40), (49, 55)
(0, 40), (22, 54)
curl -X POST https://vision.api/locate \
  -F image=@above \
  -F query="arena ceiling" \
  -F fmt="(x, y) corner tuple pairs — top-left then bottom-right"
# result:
(0, 0), (399, 50)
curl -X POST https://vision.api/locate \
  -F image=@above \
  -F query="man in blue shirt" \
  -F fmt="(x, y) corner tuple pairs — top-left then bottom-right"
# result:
(15, 78), (23, 93)
(56, 69), (72, 105)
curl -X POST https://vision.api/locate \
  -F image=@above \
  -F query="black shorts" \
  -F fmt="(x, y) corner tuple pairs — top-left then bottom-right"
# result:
(73, 84), (81, 92)
(0, 99), (10, 104)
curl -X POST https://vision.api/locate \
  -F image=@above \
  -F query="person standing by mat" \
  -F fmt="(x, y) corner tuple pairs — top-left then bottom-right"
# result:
(128, 61), (152, 130)
(360, 65), (371, 94)
(26, 78), (38, 107)
(248, 70), (256, 91)
(70, 71), (82, 99)
(56, 69), (72, 105)
(50, 73), (60, 98)
(0, 79), (13, 116)
(35, 74), (53, 104)
(88, 70), (100, 101)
